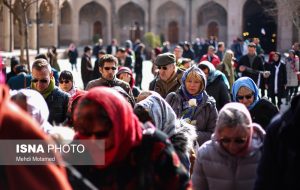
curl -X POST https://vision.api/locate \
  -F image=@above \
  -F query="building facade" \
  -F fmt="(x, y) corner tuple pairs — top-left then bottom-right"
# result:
(0, 0), (299, 52)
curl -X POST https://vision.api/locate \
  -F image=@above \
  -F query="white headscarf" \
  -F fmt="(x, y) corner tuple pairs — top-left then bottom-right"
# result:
(11, 89), (53, 133)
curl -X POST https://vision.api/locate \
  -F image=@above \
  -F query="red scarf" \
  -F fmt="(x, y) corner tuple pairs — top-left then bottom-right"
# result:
(74, 87), (143, 168)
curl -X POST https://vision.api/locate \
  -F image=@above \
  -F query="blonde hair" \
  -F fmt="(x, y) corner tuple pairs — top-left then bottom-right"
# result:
(185, 70), (204, 91)
(32, 58), (52, 73)
(222, 50), (234, 64)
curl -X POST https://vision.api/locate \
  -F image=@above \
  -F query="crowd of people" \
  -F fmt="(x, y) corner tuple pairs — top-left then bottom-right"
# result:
(0, 36), (300, 189)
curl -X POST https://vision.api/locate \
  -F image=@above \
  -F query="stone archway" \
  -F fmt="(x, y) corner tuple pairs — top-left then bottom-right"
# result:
(207, 21), (219, 39)
(168, 21), (179, 44)
(292, 6), (300, 43)
(118, 2), (145, 44)
(79, 2), (107, 45)
(60, 1), (72, 46)
(93, 21), (103, 39)
(157, 2), (185, 45)
(243, 0), (277, 53)
(39, 0), (54, 47)
(13, 0), (22, 48)
(197, 2), (227, 42)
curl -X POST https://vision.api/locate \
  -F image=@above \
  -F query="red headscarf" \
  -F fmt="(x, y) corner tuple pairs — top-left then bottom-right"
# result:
(0, 84), (72, 190)
(74, 87), (143, 167)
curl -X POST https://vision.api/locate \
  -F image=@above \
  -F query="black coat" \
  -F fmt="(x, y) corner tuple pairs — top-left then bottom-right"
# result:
(45, 87), (69, 125)
(267, 61), (287, 97)
(238, 55), (264, 84)
(254, 95), (300, 190)
(206, 75), (231, 111)
(250, 98), (279, 130)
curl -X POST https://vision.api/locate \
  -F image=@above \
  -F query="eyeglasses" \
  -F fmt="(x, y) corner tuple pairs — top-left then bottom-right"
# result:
(31, 78), (48, 83)
(59, 80), (71, 84)
(220, 137), (247, 145)
(104, 67), (117, 71)
(158, 66), (168, 70)
(236, 94), (253, 101)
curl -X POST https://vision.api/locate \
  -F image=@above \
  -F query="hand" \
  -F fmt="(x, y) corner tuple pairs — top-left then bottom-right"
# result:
(239, 65), (246, 72)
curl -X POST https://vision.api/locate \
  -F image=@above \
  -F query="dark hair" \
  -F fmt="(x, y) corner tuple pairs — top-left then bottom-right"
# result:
(99, 54), (118, 68)
(84, 46), (92, 53)
(198, 64), (209, 71)
(10, 57), (20, 68)
(59, 70), (73, 81)
(35, 53), (49, 61)
(133, 106), (153, 123)
(15, 65), (28, 74)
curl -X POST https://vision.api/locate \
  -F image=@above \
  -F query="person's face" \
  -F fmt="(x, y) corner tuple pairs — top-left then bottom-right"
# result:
(100, 62), (117, 80)
(201, 68), (209, 79)
(185, 76), (202, 95)
(158, 64), (175, 81)
(289, 52), (295, 58)
(76, 103), (114, 150)
(208, 48), (215, 55)
(218, 127), (250, 156)
(248, 46), (256, 55)
(219, 45), (225, 52)
(98, 53), (105, 59)
(118, 72), (131, 83)
(236, 87), (254, 108)
(31, 68), (52, 93)
(59, 79), (73, 92)
(183, 62), (192, 69)
(273, 54), (279, 62)
(174, 48), (183, 59)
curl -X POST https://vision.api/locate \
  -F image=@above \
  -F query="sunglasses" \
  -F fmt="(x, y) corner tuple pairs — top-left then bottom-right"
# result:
(236, 94), (253, 101)
(59, 80), (71, 84)
(220, 137), (247, 145)
(104, 67), (117, 71)
(158, 66), (168, 70)
(31, 78), (48, 83)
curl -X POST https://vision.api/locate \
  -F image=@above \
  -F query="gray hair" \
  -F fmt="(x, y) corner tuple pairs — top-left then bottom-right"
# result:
(215, 102), (252, 133)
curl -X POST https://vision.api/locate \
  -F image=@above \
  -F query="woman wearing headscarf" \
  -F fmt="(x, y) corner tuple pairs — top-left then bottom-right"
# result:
(216, 50), (236, 91)
(192, 102), (265, 190)
(232, 77), (278, 129)
(266, 52), (287, 108)
(0, 85), (72, 190)
(166, 66), (218, 146)
(72, 87), (191, 189)
(134, 92), (197, 174)
(10, 89), (53, 133)
(285, 49), (299, 104)
(116, 66), (141, 99)
(199, 60), (231, 110)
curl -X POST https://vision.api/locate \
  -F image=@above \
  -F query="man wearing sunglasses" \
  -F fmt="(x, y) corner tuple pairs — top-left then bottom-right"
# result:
(31, 59), (69, 125)
(85, 54), (134, 103)
(149, 52), (184, 98)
